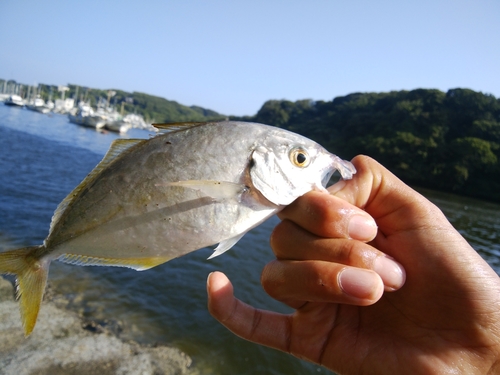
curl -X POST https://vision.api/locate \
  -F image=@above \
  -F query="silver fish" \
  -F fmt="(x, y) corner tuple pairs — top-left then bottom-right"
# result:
(0, 121), (355, 335)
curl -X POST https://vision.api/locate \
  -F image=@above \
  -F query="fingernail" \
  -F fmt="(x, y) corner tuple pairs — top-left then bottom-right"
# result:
(206, 272), (213, 295)
(348, 215), (378, 241)
(339, 268), (381, 299)
(373, 257), (406, 291)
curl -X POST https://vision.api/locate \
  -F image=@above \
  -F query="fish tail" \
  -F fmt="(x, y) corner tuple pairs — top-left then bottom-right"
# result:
(0, 246), (49, 336)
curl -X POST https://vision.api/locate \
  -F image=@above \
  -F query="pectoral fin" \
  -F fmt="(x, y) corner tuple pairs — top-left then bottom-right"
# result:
(207, 233), (246, 259)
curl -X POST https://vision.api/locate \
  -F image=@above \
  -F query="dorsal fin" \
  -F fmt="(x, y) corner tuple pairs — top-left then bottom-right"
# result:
(152, 122), (212, 134)
(99, 139), (144, 166)
(48, 139), (145, 234)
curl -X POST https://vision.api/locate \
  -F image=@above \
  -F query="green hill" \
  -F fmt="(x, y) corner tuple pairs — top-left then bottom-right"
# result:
(234, 88), (500, 202)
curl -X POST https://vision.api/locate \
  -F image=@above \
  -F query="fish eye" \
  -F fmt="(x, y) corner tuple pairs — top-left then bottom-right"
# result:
(289, 148), (310, 168)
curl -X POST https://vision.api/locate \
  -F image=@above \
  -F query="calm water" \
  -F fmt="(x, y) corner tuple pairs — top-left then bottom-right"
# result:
(1, 105), (499, 374)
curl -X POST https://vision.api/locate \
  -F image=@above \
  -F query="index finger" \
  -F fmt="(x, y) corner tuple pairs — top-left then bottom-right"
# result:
(278, 190), (377, 242)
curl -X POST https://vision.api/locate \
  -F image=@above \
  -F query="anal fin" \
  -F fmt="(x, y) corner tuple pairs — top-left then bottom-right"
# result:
(57, 254), (171, 271)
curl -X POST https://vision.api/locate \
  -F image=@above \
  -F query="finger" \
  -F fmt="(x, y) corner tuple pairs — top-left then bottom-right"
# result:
(270, 220), (405, 291)
(261, 260), (384, 308)
(278, 191), (377, 242)
(207, 271), (291, 352)
(272, 219), (380, 264)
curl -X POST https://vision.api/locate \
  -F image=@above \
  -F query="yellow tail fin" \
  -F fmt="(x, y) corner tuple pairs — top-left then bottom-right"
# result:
(0, 246), (49, 336)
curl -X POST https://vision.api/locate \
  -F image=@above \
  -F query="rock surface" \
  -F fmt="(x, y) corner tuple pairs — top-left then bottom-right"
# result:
(0, 277), (199, 375)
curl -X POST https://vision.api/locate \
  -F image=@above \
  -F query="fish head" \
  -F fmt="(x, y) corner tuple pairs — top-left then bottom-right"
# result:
(250, 130), (356, 206)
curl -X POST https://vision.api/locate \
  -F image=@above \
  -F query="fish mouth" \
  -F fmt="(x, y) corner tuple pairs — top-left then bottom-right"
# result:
(321, 153), (356, 187)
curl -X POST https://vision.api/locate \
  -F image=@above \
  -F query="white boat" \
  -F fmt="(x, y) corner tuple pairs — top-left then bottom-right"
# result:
(27, 97), (51, 114)
(104, 113), (154, 133)
(96, 106), (131, 133)
(103, 119), (132, 133)
(4, 95), (25, 107)
(68, 103), (107, 129)
(122, 113), (150, 129)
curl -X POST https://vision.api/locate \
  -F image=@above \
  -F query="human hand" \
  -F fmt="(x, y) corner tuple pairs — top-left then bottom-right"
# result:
(207, 155), (500, 374)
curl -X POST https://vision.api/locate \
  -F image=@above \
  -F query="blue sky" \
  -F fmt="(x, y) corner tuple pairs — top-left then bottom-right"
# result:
(1, 0), (499, 116)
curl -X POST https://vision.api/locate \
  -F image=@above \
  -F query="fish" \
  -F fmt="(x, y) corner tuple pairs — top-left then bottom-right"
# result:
(0, 121), (356, 336)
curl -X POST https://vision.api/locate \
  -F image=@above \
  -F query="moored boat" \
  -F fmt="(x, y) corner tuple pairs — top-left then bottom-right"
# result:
(103, 119), (132, 133)
(68, 103), (107, 129)
(27, 97), (51, 114)
(4, 95), (25, 107)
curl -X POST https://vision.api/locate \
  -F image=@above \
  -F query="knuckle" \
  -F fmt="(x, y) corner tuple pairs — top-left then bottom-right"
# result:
(261, 261), (283, 297)
(270, 220), (299, 257)
(249, 309), (263, 340)
(347, 242), (378, 268)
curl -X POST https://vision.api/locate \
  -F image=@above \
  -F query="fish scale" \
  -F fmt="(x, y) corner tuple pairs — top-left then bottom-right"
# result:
(0, 121), (356, 336)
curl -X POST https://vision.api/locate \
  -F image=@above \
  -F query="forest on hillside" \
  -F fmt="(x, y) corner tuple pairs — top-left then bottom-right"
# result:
(238, 88), (500, 203)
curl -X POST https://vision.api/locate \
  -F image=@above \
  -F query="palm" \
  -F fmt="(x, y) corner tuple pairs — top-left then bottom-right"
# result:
(285, 224), (500, 374)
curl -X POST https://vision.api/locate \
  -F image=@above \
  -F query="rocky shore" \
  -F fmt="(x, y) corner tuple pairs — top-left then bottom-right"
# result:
(0, 276), (199, 375)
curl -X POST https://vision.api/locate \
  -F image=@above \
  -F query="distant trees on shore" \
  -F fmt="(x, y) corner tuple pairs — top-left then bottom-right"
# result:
(63, 85), (226, 124)
(239, 88), (500, 202)
(0, 79), (226, 123)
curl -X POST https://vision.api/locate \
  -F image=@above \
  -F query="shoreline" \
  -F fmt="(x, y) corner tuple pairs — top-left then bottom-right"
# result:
(0, 276), (199, 375)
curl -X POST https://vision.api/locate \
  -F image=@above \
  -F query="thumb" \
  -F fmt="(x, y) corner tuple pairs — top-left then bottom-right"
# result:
(328, 155), (446, 237)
